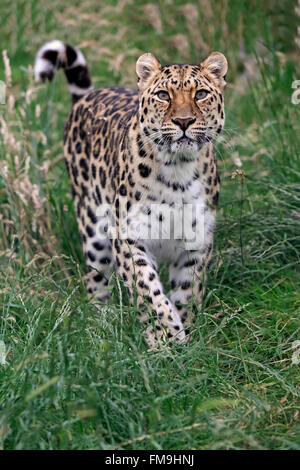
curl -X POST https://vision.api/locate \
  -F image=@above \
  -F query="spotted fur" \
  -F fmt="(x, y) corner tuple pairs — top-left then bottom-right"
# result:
(35, 43), (227, 348)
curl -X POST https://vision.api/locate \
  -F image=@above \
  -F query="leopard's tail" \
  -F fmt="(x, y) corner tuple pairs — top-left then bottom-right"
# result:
(34, 40), (93, 104)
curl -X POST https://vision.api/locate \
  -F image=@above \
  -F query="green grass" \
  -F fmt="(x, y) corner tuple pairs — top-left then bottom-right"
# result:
(0, 0), (300, 450)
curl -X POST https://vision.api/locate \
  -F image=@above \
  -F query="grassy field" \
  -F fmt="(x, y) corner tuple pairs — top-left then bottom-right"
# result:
(0, 0), (300, 450)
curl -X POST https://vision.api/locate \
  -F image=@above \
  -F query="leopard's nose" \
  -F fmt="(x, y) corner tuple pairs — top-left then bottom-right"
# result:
(171, 117), (196, 131)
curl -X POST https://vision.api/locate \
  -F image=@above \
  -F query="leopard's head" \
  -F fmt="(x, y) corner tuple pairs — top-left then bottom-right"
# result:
(136, 52), (227, 155)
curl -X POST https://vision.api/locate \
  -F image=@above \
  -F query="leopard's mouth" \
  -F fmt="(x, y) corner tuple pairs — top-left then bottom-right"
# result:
(175, 133), (208, 146)
(170, 135), (199, 155)
(175, 136), (193, 144)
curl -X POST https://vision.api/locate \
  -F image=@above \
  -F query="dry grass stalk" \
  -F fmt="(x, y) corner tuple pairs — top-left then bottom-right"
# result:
(2, 50), (12, 88)
(0, 115), (20, 152)
(169, 34), (190, 59)
(143, 4), (163, 35)
(178, 4), (209, 58)
(107, 49), (140, 76)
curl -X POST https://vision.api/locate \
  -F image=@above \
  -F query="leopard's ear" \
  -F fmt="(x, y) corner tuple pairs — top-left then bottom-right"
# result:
(136, 53), (161, 91)
(201, 52), (228, 88)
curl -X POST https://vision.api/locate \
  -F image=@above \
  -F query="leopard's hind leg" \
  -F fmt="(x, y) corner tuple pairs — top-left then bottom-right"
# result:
(74, 192), (114, 302)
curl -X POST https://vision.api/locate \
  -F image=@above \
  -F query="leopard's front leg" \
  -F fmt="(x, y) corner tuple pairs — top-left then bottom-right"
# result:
(112, 238), (186, 348)
(169, 243), (213, 331)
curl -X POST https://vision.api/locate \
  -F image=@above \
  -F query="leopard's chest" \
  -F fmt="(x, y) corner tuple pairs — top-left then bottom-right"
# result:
(126, 177), (214, 262)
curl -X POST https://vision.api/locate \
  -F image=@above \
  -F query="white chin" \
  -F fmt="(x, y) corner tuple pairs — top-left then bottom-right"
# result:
(170, 139), (198, 154)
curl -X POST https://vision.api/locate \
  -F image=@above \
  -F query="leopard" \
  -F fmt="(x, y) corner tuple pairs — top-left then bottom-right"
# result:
(34, 40), (227, 348)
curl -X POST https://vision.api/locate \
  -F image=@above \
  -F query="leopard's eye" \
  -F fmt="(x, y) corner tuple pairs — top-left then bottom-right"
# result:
(195, 89), (209, 100)
(156, 91), (170, 102)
